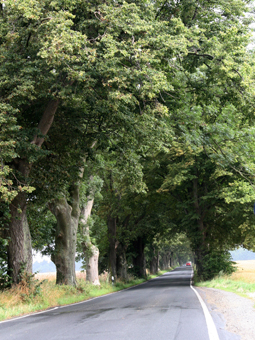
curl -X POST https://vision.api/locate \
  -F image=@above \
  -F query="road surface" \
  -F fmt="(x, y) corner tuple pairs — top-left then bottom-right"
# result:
(0, 267), (232, 340)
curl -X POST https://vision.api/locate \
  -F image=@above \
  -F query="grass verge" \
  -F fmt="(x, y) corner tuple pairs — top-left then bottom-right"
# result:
(147, 269), (171, 280)
(196, 260), (255, 301)
(0, 269), (171, 322)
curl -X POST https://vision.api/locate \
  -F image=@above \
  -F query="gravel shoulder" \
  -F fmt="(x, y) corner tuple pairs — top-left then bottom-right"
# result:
(197, 287), (255, 340)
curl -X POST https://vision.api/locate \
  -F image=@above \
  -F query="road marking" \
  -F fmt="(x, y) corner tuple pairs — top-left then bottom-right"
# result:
(190, 269), (220, 340)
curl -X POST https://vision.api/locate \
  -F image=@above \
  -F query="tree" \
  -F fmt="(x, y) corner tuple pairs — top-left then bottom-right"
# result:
(0, 0), (92, 284)
(2, 0), (255, 285)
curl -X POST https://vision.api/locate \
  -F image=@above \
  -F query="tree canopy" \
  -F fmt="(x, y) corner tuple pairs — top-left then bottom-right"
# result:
(1, 0), (255, 286)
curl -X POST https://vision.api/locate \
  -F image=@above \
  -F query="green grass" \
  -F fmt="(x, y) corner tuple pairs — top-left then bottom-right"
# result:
(147, 269), (171, 280)
(196, 275), (255, 300)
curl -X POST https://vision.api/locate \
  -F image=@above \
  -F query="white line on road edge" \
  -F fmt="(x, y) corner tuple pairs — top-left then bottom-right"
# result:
(190, 269), (220, 340)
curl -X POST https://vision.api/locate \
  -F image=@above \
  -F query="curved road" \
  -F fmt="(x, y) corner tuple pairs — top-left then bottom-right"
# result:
(0, 267), (231, 340)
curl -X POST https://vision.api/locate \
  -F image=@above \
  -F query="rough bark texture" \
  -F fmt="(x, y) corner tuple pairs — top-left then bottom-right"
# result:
(133, 237), (146, 278)
(107, 216), (117, 281)
(161, 253), (170, 270)
(194, 248), (209, 279)
(49, 183), (80, 286)
(116, 243), (128, 281)
(170, 251), (174, 268)
(7, 158), (33, 284)
(31, 99), (59, 147)
(8, 192), (32, 284)
(149, 252), (159, 275)
(80, 198), (100, 286)
(85, 245), (100, 285)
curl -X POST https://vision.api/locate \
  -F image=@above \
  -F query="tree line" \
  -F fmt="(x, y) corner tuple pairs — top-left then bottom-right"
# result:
(1, 0), (255, 287)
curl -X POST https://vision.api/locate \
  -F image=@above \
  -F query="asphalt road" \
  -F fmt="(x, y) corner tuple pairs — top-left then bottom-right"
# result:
(0, 267), (217, 340)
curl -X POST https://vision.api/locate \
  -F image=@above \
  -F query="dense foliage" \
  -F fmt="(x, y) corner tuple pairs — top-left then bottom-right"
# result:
(1, 0), (255, 285)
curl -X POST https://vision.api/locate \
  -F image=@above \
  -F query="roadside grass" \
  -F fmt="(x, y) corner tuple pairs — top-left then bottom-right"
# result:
(0, 269), (172, 322)
(147, 269), (172, 280)
(196, 260), (255, 301)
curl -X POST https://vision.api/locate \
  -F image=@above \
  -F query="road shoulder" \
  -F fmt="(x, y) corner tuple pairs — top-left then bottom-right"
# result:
(197, 286), (255, 340)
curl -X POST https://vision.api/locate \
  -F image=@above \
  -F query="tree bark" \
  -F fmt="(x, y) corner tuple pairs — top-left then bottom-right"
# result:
(161, 253), (170, 270)
(7, 157), (32, 284)
(150, 257), (158, 274)
(133, 237), (146, 278)
(49, 183), (80, 286)
(7, 192), (32, 284)
(116, 243), (128, 281)
(31, 99), (59, 147)
(107, 215), (117, 281)
(85, 244), (100, 285)
(149, 247), (159, 274)
(80, 197), (100, 286)
(170, 251), (174, 268)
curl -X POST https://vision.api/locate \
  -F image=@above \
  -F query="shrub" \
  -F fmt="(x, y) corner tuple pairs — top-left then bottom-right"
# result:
(201, 250), (236, 281)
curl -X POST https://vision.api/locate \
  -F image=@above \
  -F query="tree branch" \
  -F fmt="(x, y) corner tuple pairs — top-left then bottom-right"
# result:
(188, 53), (214, 60)
(31, 99), (59, 147)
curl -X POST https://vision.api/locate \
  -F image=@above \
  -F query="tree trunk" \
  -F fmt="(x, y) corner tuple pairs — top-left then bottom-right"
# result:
(133, 237), (146, 278)
(7, 192), (32, 284)
(107, 216), (117, 281)
(170, 251), (174, 268)
(150, 257), (157, 274)
(161, 253), (170, 270)
(85, 245), (100, 285)
(194, 247), (209, 280)
(80, 197), (100, 286)
(49, 183), (80, 286)
(149, 247), (159, 274)
(116, 243), (128, 281)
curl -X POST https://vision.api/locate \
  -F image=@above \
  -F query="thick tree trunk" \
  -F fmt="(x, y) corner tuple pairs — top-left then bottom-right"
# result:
(170, 251), (174, 268)
(149, 247), (159, 274)
(80, 198), (100, 286)
(85, 245), (100, 285)
(7, 157), (33, 284)
(116, 243), (128, 281)
(194, 248), (209, 280)
(133, 237), (146, 278)
(107, 216), (117, 281)
(8, 192), (32, 284)
(49, 183), (80, 286)
(150, 257), (158, 274)
(194, 250), (203, 279)
(161, 253), (170, 270)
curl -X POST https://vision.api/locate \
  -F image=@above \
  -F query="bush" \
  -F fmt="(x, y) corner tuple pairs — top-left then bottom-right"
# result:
(201, 250), (236, 281)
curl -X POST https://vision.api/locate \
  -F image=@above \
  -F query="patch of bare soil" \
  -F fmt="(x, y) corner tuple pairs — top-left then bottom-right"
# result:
(197, 287), (255, 340)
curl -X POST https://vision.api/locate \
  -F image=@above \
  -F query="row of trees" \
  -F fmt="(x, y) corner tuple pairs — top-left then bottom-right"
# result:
(1, 0), (255, 287)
